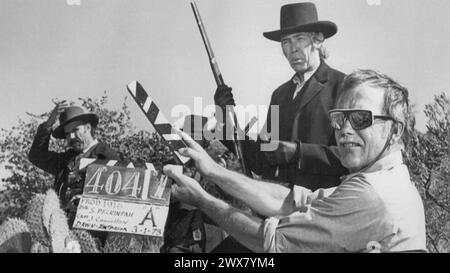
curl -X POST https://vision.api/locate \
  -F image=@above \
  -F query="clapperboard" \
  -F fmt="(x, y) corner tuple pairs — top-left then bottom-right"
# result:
(73, 159), (181, 237)
(126, 81), (190, 166)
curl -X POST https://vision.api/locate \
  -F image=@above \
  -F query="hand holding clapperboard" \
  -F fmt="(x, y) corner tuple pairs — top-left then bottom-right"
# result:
(73, 81), (187, 237)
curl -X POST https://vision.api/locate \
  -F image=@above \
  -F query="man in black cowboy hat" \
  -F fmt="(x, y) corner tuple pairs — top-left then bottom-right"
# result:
(28, 101), (119, 229)
(215, 2), (347, 190)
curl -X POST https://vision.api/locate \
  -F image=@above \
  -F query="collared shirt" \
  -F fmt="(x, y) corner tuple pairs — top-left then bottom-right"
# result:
(291, 65), (319, 100)
(83, 139), (98, 153)
(262, 151), (426, 252)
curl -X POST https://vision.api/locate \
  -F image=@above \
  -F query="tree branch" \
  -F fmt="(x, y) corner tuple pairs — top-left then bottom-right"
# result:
(427, 233), (440, 253)
(425, 188), (450, 214)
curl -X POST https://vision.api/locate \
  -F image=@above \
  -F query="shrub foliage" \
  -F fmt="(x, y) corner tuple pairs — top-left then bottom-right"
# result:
(1, 92), (449, 252)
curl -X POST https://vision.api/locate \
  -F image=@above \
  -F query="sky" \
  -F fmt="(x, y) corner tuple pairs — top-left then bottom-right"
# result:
(1, 0), (450, 182)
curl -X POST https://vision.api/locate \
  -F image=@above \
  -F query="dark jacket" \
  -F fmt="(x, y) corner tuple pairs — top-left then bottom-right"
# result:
(243, 61), (348, 190)
(28, 122), (119, 204)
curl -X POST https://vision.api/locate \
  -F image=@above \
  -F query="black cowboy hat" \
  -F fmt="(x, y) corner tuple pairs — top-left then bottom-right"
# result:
(52, 106), (99, 139)
(263, 2), (337, 42)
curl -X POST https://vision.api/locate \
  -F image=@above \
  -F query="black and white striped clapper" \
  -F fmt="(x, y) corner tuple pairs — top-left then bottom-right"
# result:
(126, 81), (190, 165)
(79, 158), (156, 172)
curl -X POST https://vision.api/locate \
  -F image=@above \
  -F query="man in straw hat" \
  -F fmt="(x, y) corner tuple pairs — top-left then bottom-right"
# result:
(28, 101), (119, 228)
(214, 2), (347, 190)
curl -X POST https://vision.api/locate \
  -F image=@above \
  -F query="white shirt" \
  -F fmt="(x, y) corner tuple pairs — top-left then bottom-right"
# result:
(82, 139), (98, 153)
(263, 151), (426, 252)
(292, 66), (319, 100)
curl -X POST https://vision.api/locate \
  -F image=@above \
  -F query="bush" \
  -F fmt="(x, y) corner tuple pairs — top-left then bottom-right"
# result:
(404, 92), (450, 253)
(0, 93), (173, 222)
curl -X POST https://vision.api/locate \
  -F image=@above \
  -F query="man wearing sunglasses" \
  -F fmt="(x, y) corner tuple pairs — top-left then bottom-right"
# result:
(165, 69), (426, 252)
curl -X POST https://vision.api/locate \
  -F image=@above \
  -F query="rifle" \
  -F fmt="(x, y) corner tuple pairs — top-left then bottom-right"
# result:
(190, 1), (252, 177)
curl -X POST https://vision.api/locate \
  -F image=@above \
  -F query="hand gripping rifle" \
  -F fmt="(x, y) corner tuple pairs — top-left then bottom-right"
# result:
(190, 1), (251, 177)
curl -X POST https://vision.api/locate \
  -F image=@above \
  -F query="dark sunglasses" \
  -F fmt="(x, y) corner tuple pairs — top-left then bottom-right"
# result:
(328, 109), (395, 130)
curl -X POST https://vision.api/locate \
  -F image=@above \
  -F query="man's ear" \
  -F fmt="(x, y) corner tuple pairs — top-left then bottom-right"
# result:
(390, 121), (404, 144)
(85, 123), (92, 134)
(312, 32), (324, 48)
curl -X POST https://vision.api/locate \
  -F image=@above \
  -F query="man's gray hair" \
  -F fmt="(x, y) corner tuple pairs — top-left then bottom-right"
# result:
(311, 32), (328, 59)
(339, 69), (414, 145)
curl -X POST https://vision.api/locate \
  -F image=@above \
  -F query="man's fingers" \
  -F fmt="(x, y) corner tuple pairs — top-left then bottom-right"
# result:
(172, 127), (203, 151)
(163, 164), (185, 184)
(51, 100), (68, 112)
(57, 103), (69, 110)
(178, 147), (200, 161)
(163, 164), (179, 176)
(52, 99), (67, 105)
(50, 101), (67, 114)
(171, 184), (180, 199)
(174, 127), (196, 147)
(57, 107), (67, 112)
(164, 164), (200, 195)
(259, 133), (272, 143)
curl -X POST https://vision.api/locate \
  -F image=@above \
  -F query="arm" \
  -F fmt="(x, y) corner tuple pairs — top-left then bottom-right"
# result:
(28, 122), (64, 176)
(28, 101), (68, 176)
(207, 164), (296, 217)
(164, 165), (265, 252)
(198, 193), (265, 252)
(175, 129), (296, 217)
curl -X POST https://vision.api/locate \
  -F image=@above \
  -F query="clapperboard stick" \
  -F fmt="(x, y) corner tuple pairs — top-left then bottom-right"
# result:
(126, 81), (191, 166)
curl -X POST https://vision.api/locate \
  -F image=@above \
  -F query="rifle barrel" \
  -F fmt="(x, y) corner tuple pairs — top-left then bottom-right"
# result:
(190, 1), (251, 177)
(190, 2), (224, 86)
